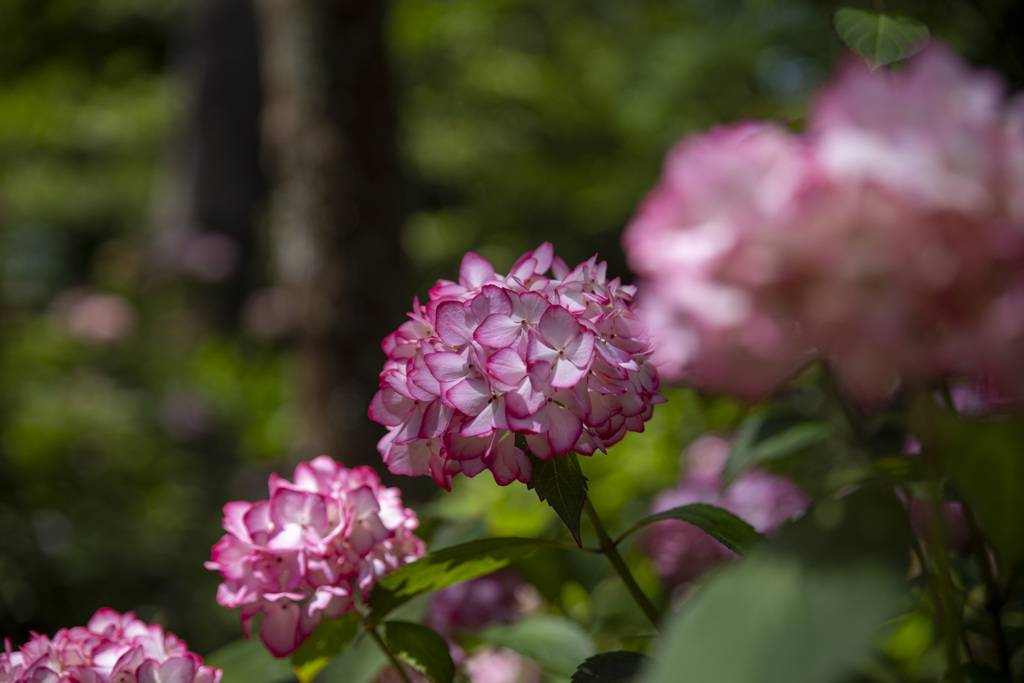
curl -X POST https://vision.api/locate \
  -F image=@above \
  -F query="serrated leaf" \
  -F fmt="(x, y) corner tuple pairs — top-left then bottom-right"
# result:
(637, 486), (911, 683)
(833, 8), (930, 68)
(383, 621), (454, 683)
(528, 452), (588, 546)
(203, 637), (294, 683)
(571, 651), (652, 683)
(723, 415), (833, 486)
(291, 614), (360, 683)
(616, 503), (764, 554)
(368, 537), (558, 622)
(480, 614), (595, 678)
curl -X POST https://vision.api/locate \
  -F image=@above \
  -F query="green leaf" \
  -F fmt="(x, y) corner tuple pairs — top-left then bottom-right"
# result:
(382, 621), (455, 683)
(724, 414), (833, 486)
(315, 629), (387, 683)
(203, 637), (295, 683)
(571, 651), (653, 683)
(637, 486), (911, 683)
(291, 614), (360, 683)
(369, 537), (559, 622)
(833, 8), (930, 68)
(616, 503), (764, 554)
(479, 614), (596, 678)
(528, 451), (589, 546)
(931, 413), (1024, 571)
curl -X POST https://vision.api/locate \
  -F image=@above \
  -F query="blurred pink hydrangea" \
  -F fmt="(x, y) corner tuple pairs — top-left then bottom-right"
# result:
(646, 435), (810, 587)
(205, 456), (425, 657)
(370, 243), (665, 489)
(52, 288), (136, 344)
(425, 572), (542, 683)
(905, 497), (972, 556)
(0, 608), (221, 683)
(426, 570), (535, 636)
(624, 44), (1024, 401)
(461, 648), (541, 683)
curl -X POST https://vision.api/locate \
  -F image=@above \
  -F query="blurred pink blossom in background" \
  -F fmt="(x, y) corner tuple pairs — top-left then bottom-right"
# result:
(426, 571), (542, 683)
(52, 289), (136, 344)
(645, 435), (810, 588)
(625, 44), (1024, 401)
(0, 608), (221, 683)
(205, 456), (424, 657)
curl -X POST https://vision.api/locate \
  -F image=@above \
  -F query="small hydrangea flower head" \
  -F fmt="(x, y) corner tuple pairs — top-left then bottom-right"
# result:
(370, 243), (665, 489)
(425, 571), (542, 683)
(425, 570), (533, 636)
(205, 456), (425, 657)
(645, 435), (810, 587)
(625, 44), (1024, 401)
(461, 648), (542, 683)
(0, 608), (221, 683)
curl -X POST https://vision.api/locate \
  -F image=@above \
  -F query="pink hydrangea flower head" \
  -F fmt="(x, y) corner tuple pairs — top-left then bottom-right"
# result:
(425, 570), (531, 636)
(424, 572), (542, 683)
(205, 456), (425, 657)
(625, 44), (1024, 401)
(0, 608), (221, 683)
(802, 44), (1024, 397)
(461, 648), (542, 683)
(645, 435), (810, 587)
(370, 244), (665, 489)
(811, 43), (1007, 217)
(623, 123), (816, 398)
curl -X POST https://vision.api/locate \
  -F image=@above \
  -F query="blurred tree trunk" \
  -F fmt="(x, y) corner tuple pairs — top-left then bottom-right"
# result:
(165, 0), (265, 329)
(254, 0), (411, 478)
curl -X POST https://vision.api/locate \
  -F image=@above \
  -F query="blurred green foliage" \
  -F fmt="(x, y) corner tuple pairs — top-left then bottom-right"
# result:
(0, 0), (1021, 675)
(391, 0), (838, 290)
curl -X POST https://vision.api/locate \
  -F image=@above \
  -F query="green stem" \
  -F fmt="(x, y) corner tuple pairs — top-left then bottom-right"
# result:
(354, 611), (413, 683)
(914, 395), (965, 683)
(820, 361), (864, 444)
(898, 484), (930, 578)
(924, 467), (965, 682)
(963, 502), (1011, 675)
(554, 541), (603, 554)
(584, 496), (662, 632)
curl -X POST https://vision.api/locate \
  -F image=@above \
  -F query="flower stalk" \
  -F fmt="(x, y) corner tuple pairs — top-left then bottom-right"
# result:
(914, 395), (966, 683)
(584, 496), (662, 632)
(355, 610), (414, 683)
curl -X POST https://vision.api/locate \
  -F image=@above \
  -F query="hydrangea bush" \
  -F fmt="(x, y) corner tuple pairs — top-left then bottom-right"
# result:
(10, 30), (1024, 683)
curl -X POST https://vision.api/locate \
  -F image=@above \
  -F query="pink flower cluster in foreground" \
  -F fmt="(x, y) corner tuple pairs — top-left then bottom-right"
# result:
(625, 45), (1024, 400)
(370, 243), (664, 489)
(0, 609), (221, 683)
(646, 436), (810, 587)
(205, 457), (425, 657)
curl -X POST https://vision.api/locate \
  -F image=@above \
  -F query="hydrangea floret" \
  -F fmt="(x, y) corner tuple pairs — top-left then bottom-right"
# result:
(369, 242), (664, 489)
(0, 608), (222, 683)
(624, 44), (1024, 400)
(205, 456), (425, 657)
